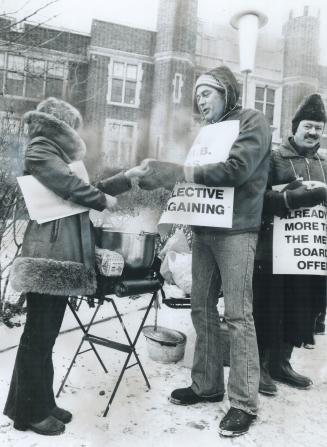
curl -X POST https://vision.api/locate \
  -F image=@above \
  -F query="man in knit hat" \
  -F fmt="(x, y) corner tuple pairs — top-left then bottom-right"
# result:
(139, 65), (272, 437)
(253, 93), (327, 396)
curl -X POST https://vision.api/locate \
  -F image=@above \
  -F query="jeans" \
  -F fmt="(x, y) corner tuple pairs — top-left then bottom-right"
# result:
(4, 293), (67, 425)
(191, 231), (259, 415)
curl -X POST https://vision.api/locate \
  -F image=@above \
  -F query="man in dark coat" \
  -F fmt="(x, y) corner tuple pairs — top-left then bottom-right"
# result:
(4, 97), (143, 435)
(253, 93), (327, 396)
(139, 65), (272, 437)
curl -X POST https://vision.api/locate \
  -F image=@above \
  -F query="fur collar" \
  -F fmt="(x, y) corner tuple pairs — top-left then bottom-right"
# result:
(24, 111), (86, 161)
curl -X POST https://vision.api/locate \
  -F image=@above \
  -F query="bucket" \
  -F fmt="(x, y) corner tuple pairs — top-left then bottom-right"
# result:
(142, 325), (187, 364)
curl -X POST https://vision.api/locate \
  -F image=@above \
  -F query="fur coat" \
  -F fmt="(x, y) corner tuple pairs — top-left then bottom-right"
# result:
(11, 108), (131, 296)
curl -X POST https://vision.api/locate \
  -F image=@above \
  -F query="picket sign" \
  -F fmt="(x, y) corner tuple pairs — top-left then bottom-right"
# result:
(159, 120), (239, 229)
(273, 183), (327, 276)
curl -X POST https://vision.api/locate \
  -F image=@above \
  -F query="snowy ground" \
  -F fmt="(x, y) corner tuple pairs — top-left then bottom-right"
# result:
(1, 294), (327, 447)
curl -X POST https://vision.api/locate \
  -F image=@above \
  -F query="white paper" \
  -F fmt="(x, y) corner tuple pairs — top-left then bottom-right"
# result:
(184, 120), (240, 166)
(159, 182), (234, 228)
(17, 160), (90, 224)
(273, 183), (327, 276)
(159, 120), (239, 229)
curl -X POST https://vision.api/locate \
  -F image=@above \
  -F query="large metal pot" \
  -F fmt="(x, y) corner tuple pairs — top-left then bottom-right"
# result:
(98, 230), (158, 272)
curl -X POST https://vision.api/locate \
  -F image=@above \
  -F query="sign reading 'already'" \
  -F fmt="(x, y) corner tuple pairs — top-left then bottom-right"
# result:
(273, 204), (327, 275)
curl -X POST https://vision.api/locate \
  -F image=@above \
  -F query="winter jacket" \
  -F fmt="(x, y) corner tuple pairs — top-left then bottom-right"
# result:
(255, 137), (327, 261)
(192, 65), (272, 233)
(139, 66), (272, 233)
(193, 107), (271, 232)
(10, 110), (131, 296)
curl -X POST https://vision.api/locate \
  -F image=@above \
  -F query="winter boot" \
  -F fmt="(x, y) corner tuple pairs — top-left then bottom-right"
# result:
(270, 343), (312, 389)
(259, 349), (277, 396)
(315, 312), (326, 335)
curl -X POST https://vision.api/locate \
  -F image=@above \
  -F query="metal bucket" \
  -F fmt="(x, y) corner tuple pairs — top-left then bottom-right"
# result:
(142, 325), (187, 364)
(98, 230), (158, 272)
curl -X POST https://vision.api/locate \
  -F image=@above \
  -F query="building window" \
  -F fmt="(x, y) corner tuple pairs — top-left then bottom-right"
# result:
(6, 54), (25, 96)
(25, 58), (45, 99)
(103, 119), (137, 167)
(45, 60), (65, 97)
(255, 86), (275, 125)
(107, 60), (142, 107)
(0, 52), (67, 99)
(172, 73), (183, 104)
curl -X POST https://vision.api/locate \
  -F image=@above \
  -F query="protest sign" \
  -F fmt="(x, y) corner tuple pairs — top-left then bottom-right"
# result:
(273, 183), (327, 275)
(159, 120), (238, 230)
(159, 182), (234, 227)
(184, 120), (240, 165)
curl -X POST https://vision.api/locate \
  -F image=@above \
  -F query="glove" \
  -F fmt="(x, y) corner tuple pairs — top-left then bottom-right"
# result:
(281, 179), (303, 192)
(138, 159), (184, 190)
(285, 186), (326, 209)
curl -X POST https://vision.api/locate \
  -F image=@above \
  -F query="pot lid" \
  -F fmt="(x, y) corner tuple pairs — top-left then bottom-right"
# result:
(142, 325), (186, 345)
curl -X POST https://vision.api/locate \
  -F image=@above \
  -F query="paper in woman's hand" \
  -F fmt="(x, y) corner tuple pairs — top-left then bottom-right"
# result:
(17, 161), (89, 223)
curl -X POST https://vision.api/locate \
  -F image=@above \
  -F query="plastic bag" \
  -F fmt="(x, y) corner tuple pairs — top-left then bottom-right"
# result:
(163, 283), (187, 298)
(160, 250), (192, 295)
(159, 229), (190, 259)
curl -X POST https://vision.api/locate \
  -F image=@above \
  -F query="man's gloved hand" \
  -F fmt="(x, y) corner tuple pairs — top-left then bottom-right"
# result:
(281, 178), (303, 192)
(285, 186), (326, 209)
(138, 159), (184, 190)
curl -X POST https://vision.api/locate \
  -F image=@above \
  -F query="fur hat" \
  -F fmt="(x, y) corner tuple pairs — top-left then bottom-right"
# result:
(23, 97), (86, 160)
(292, 94), (326, 134)
(36, 97), (83, 130)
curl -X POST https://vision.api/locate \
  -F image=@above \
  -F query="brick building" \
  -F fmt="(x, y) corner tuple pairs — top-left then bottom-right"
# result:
(0, 1), (326, 175)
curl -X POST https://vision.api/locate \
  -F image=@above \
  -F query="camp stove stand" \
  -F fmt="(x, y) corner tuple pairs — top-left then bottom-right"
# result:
(56, 271), (164, 417)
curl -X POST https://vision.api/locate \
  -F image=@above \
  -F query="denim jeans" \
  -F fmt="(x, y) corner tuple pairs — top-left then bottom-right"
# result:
(191, 231), (259, 415)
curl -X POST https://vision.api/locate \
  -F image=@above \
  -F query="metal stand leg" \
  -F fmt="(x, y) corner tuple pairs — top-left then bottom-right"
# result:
(103, 291), (158, 416)
(56, 299), (108, 398)
(57, 287), (161, 416)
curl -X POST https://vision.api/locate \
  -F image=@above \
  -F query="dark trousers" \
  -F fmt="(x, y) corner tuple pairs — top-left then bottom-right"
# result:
(3, 292), (67, 425)
(253, 261), (326, 349)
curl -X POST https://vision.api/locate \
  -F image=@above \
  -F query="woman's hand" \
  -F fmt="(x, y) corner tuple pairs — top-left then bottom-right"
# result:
(104, 194), (118, 210)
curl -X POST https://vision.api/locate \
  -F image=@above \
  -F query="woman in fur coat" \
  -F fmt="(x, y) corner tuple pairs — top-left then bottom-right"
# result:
(3, 97), (142, 436)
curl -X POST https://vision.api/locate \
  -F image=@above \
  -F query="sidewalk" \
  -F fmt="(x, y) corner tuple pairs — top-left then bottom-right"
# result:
(1, 296), (327, 447)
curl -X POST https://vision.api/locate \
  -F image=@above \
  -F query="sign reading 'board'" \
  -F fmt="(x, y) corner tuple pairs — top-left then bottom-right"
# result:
(273, 183), (327, 276)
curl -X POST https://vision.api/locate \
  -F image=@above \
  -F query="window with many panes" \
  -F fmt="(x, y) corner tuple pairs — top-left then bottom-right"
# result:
(46, 60), (65, 97)
(0, 52), (66, 99)
(103, 119), (137, 167)
(25, 58), (45, 99)
(6, 54), (25, 96)
(108, 60), (141, 106)
(255, 86), (275, 125)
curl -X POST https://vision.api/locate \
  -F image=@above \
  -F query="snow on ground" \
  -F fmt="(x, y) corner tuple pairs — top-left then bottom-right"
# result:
(1, 295), (327, 447)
